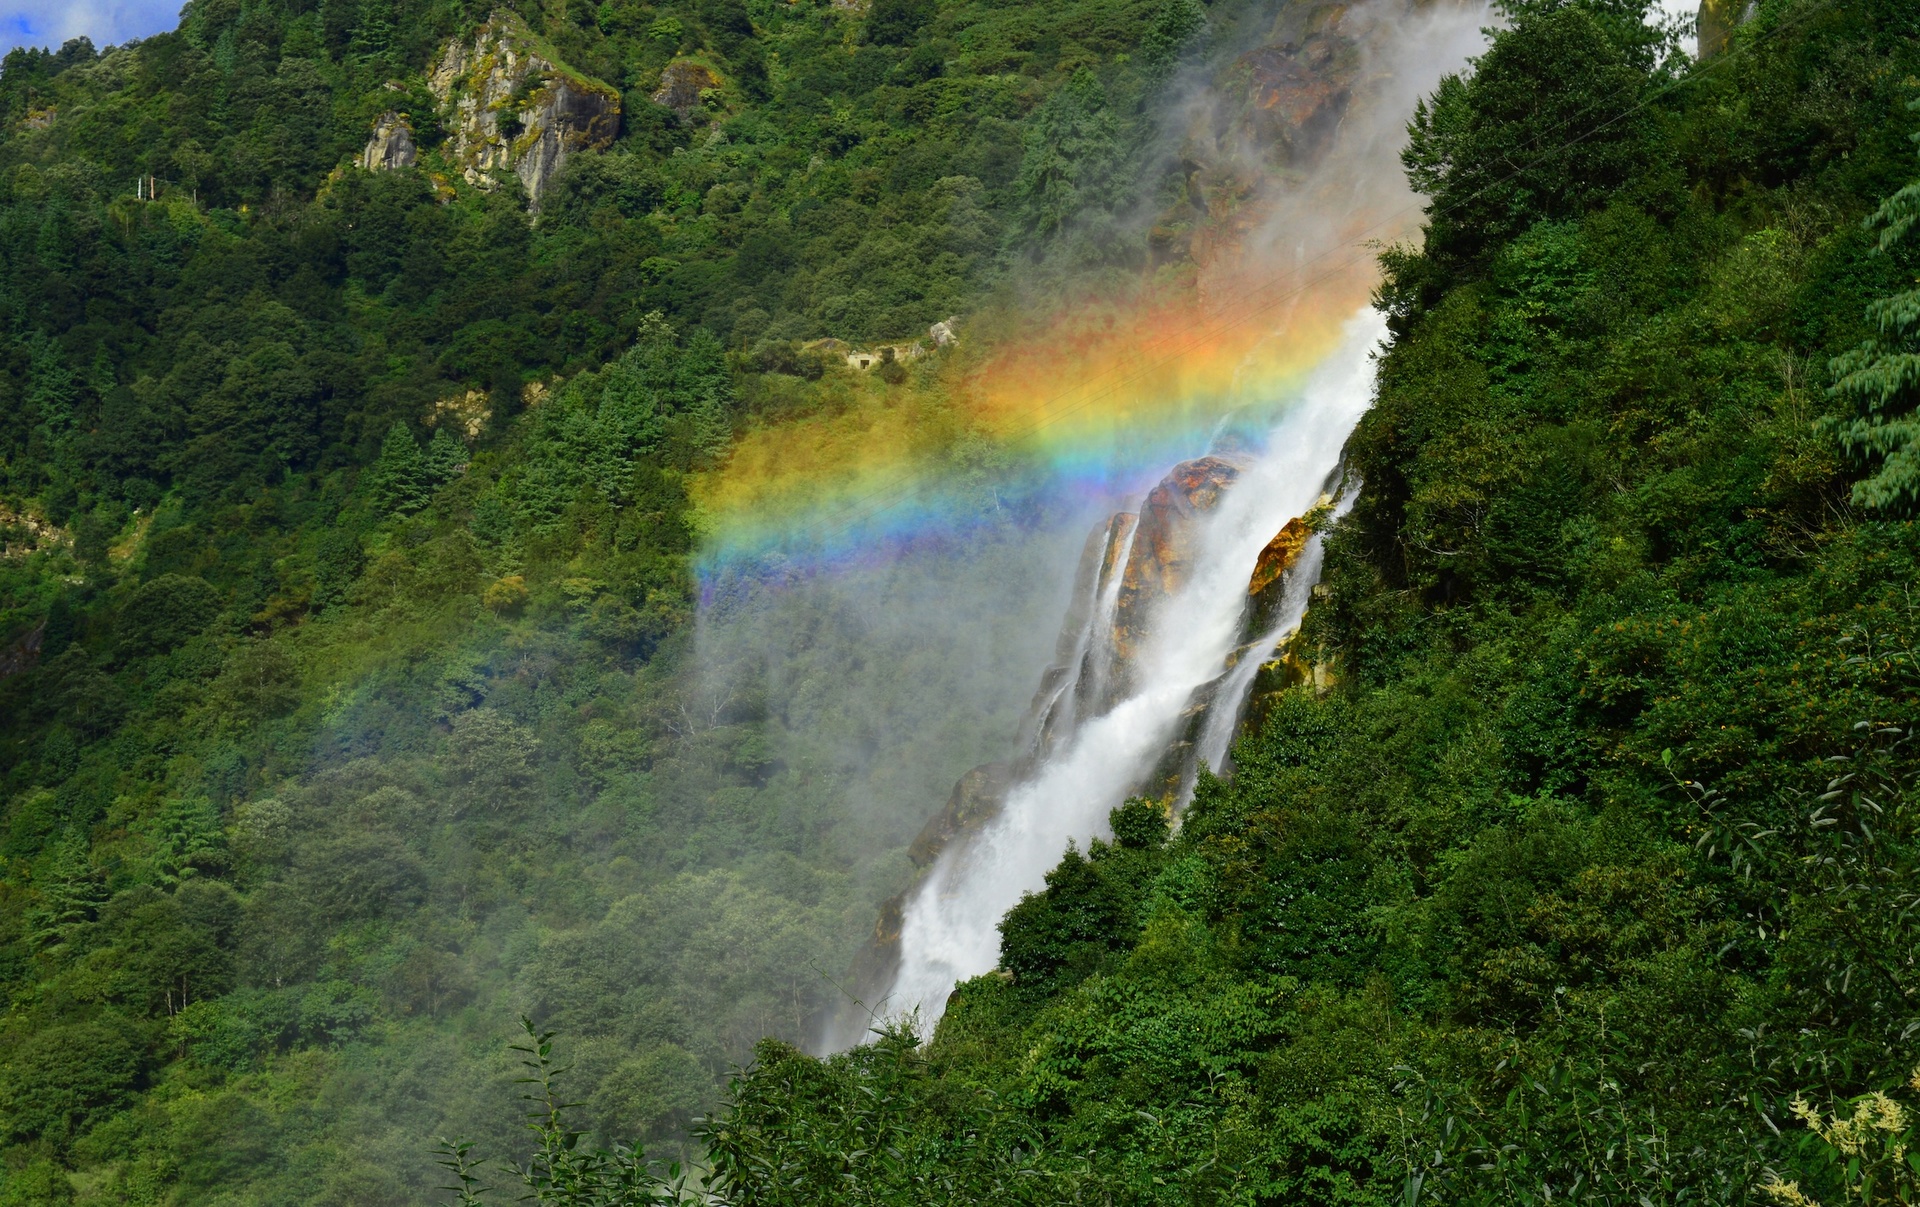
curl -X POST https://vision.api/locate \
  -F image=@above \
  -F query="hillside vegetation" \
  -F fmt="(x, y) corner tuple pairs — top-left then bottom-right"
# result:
(0, 0), (1214, 1200)
(5, 0), (1920, 1202)
(699, 0), (1920, 1204)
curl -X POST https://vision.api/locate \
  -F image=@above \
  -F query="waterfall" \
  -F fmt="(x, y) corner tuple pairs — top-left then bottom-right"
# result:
(880, 308), (1386, 1029)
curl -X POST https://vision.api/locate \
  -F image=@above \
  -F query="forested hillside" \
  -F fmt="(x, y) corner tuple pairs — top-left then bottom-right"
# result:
(0, 0), (1213, 1201)
(699, 0), (1920, 1204)
(8, 0), (1920, 1202)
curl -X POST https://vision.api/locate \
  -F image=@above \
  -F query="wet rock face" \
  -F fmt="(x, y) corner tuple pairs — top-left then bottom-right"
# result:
(906, 763), (1012, 870)
(651, 61), (720, 115)
(1246, 515), (1312, 635)
(1227, 31), (1358, 166)
(1153, 0), (1379, 278)
(1110, 455), (1246, 667)
(428, 11), (620, 207)
(356, 111), (418, 170)
(842, 760), (1010, 1021)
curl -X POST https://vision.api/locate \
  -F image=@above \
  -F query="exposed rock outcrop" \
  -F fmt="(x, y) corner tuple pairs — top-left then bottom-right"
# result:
(1246, 514), (1312, 636)
(356, 111), (418, 170)
(846, 762), (1011, 1017)
(1149, 0), (1393, 281)
(1697, 0), (1749, 58)
(426, 389), (491, 440)
(906, 763), (1013, 871)
(651, 61), (720, 115)
(1109, 455), (1245, 673)
(1023, 514), (1135, 761)
(428, 11), (620, 207)
(1228, 31), (1357, 165)
(0, 620), (44, 682)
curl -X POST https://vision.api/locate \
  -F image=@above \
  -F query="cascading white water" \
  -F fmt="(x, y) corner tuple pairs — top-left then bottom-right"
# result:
(884, 307), (1386, 1026)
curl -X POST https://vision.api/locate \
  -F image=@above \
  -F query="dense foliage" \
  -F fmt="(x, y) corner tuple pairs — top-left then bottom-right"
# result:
(0, 0), (1220, 1201)
(12, 0), (1920, 1199)
(699, 0), (1920, 1202)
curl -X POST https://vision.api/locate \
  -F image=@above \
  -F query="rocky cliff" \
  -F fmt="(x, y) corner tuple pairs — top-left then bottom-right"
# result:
(843, 456), (1332, 1009)
(1108, 454), (1246, 686)
(426, 11), (620, 207)
(356, 110), (417, 170)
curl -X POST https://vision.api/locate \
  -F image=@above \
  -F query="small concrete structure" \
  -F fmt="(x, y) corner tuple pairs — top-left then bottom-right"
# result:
(803, 330), (955, 372)
(845, 344), (922, 371)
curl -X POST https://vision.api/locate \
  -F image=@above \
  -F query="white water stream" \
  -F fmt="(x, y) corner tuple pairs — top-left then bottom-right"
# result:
(884, 308), (1386, 1027)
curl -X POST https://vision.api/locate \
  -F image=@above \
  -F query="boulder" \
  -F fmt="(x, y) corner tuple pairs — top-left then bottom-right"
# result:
(1245, 514), (1312, 636)
(1109, 455), (1245, 672)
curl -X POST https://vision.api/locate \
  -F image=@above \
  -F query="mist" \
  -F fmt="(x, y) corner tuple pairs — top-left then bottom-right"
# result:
(685, 0), (1494, 1053)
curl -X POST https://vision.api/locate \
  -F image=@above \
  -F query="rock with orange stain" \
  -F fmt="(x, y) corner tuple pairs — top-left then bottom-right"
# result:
(1109, 455), (1246, 677)
(1229, 31), (1358, 165)
(1246, 514), (1312, 633)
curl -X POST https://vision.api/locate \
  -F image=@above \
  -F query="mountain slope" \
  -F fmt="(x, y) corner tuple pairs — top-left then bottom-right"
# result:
(0, 0), (1221, 1201)
(702, 0), (1920, 1203)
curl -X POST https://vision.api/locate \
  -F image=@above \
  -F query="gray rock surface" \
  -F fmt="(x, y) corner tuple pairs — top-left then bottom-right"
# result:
(428, 10), (620, 208)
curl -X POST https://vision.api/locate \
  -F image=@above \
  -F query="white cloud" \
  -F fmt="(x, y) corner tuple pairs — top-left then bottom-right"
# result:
(0, 0), (184, 56)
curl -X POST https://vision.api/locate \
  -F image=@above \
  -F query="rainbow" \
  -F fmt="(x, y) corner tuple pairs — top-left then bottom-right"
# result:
(692, 266), (1376, 586)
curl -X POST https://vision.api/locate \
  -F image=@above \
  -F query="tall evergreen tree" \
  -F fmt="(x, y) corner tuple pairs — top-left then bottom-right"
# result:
(424, 427), (469, 485)
(1828, 107), (1920, 511)
(365, 421), (431, 515)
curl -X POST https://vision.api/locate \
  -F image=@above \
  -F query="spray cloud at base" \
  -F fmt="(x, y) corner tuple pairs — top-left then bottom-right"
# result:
(684, 0), (1491, 1051)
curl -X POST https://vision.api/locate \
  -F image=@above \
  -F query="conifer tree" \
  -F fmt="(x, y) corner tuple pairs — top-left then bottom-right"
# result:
(366, 420), (431, 514)
(26, 828), (106, 951)
(1830, 111), (1920, 511)
(425, 427), (469, 485)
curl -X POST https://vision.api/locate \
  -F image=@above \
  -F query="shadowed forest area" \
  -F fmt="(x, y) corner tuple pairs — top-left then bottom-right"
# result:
(3, 0), (1920, 1202)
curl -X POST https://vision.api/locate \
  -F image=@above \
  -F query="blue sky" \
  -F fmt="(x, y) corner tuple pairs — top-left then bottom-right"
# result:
(2, 0), (183, 57)
(0, 0), (1699, 73)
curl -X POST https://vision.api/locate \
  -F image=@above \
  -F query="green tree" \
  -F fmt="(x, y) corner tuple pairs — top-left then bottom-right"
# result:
(24, 828), (107, 951)
(1015, 68), (1123, 242)
(1403, 4), (1658, 268)
(1828, 120), (1920, 511)
(425, 427), (469, 484)
(117, 574), (224, 657)
(311, 526), (365, 612)
(366, 422), (432, 515)
(433, 1019), (695, 1206)
(865, 0), (933, 46)
(0, 1018), (147, 1145)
